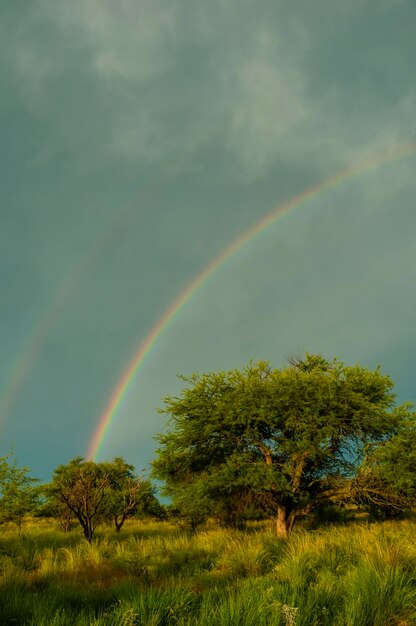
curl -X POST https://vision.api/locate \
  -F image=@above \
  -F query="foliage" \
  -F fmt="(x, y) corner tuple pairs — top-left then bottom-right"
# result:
(100, 457), (160, 532)
(0, 450), (39, 530)
(152, 354), (409, 535)
(36, 486), (78, 532)
(355, 411), (416, 516)
(47, 457), (161, 541)
(48, 457), (111, 542)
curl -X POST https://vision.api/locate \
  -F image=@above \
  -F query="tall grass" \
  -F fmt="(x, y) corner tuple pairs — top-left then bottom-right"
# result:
(1, 518), (416, 624)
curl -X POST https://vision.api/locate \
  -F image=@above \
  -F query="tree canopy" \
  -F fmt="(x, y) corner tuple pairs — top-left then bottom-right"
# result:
(356, 413), (416, 515)
(48, 457), (110, 542)
(101, 457), (160, 532)
(47, 457), (160, 541)
(152, 354), (411, 535)
(0, 450), (39, 530)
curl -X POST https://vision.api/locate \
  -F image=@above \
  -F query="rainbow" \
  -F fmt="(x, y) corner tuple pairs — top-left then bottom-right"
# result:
(87, 143), (416, 460)
(0, 218), (120, 427)
(0, 264), (84, 425)
(0, 125), (224, 429)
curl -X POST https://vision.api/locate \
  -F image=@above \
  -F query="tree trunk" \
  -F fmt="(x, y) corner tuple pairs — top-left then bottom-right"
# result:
(82, 521), (94, 543)
(275, 505), (289, 537)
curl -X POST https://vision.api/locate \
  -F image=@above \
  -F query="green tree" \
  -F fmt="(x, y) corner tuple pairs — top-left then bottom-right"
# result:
(48, 457), (159, 540)
(49, 457), (110, 542)
(152, 355), (409, 536)
(0, 451), (39, 531)
(355, 412), (416, 515)
(101, 457), (159, 532)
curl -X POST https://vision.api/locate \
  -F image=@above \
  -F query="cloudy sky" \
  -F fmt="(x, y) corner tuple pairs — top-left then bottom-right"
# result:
(1, 0), (415, 480)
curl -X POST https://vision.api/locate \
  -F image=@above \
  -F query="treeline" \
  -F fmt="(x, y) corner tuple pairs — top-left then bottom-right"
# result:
(1, 353), (416, 540)
(0, 453), (164, 541)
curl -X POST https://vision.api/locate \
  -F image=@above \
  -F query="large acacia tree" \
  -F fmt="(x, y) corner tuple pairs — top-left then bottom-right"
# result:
(152, 355), (410, 536)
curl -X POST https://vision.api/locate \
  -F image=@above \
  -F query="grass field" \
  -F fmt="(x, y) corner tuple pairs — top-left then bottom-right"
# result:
(1, 517), (416, 625)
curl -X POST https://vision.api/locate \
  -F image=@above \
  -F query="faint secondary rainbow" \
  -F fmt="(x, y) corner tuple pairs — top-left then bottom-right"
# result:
(0, 216), (124, 428)
(0, 263), (87, 425)
(87, 143), (416, 460)
(0, 124), (223, 431)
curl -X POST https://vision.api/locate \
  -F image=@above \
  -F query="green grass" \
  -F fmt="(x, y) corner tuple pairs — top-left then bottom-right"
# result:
(1, 517), (416, 624)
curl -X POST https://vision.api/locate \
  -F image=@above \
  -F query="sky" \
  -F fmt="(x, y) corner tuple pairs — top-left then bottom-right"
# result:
(1, 0), (415, 481)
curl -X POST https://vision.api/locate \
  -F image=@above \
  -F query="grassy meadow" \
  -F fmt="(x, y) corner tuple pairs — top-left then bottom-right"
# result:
(1, 517), (416, 625)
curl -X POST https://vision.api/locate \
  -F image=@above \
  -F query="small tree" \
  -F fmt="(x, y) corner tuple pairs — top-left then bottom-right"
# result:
(102, 457), (158, 532)
(48, 457), (159, 539)
(49, 457), (109, 542)
(0, 451), (39, 532)
(153, 355), (409, 536)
